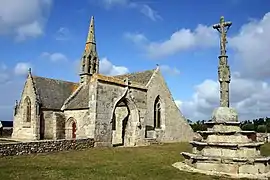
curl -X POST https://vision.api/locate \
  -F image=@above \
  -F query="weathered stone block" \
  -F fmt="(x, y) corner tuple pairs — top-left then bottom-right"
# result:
(212, 107), (238, 122)
(239, 164), (259, 174)
(196, 162), (238, 174)
(206, 134), (251, 143)
(210, 124), (241, 132)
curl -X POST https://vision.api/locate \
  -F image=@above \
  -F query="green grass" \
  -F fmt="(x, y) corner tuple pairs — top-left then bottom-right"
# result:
(0, 143), (270, 180)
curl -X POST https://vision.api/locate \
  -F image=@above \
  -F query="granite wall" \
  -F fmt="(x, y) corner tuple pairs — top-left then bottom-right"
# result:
(146, 69), (194, 142)
(0, 138), (94, 157)
(12, 74), (40, 140)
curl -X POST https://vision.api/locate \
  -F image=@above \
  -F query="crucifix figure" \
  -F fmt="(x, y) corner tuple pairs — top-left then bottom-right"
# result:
(213, 16), (232, 107)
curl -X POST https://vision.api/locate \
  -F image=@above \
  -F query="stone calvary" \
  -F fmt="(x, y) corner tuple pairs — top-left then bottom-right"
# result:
(173, 16), (270, 180)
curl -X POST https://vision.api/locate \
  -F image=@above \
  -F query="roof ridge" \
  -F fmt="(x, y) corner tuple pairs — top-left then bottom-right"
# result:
(113, 68), (155, 77)
(61, 83), (85, 110)
(32, 75), (77, 84)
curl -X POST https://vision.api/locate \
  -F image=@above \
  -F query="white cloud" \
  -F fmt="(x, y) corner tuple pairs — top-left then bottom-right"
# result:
(41, 52), (68, 62)
(74, 57), (129, 76)
(100, 57), (129, 75)
(0, 0), (52, 40)
(55, 27), (71, 41)
(125, 24), (218, 58)
(0, 63), (26, 120)
(14, 62), (32, 76)
(98, 0), (161, 21)
(160, 65), (180, 75)
(230, 12), (270, 79)
(179, 72), (270, 121)
(139, 4), (162, 21)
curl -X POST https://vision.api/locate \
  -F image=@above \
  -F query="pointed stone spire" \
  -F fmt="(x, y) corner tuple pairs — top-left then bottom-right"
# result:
(79, 16), (100, 84)
(85, 16), (96, 52)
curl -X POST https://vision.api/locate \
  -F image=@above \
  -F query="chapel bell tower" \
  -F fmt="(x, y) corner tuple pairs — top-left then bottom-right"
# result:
(79, 16), (99, 84)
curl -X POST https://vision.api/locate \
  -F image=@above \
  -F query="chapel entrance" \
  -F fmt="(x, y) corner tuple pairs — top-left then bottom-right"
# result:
(111, 100), (131, 147)
(72, 122), (76, 139)
(65, 117), (77, 139)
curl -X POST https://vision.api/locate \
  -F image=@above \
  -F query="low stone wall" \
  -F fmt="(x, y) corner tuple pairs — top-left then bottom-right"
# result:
(0, 128), (13, 137)
(0, 138), (94, 157)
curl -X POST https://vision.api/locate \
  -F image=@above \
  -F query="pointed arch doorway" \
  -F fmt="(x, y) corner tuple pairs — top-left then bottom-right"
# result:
(111, 97), (140, 147)
(65, 118), (77, 139)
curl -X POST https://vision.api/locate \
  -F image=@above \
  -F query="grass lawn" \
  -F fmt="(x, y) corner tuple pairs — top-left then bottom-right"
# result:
(1, 142), (270, 180)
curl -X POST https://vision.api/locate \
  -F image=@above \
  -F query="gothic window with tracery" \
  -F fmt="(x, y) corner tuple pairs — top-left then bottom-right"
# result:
(24, 96), (31, 122)
(154, 96), (161, 129)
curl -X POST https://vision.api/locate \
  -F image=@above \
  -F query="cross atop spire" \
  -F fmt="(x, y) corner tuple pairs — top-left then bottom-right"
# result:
(85, 16), (96, 52)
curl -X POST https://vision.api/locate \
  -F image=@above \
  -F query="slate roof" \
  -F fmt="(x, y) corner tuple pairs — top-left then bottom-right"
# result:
(64, 84), (89, 110)
(113, 69), (155, 86)
(31, 69), (155, 110)
(32, 76), (78, 110)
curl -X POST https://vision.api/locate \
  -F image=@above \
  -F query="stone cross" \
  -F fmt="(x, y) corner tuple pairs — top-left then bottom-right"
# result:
(213, 16), (232, 107)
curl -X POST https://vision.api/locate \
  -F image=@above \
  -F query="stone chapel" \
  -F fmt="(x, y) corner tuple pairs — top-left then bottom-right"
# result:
(11, 16), (194, 147)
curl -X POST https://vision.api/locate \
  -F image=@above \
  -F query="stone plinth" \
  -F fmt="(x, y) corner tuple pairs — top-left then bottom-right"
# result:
(173, 107), (270, 179)
(211, 107), (238, 123)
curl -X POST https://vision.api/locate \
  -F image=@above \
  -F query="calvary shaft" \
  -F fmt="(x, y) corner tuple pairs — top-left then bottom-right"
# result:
(213, 16), (232, 107)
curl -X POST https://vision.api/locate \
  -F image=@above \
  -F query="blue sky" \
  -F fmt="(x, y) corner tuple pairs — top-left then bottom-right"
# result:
(1, 0), (270, 121)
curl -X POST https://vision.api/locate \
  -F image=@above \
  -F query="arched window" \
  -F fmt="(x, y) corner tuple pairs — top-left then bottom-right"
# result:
(24, 96), (31, 122)
(87, 55), (92, 73)
(154, 96), (161, 129)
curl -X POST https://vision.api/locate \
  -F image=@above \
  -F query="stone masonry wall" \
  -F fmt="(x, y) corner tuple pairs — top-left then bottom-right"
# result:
(0, 138), (94, 157)
(95, 81), (147, 146)
(64, 109), (92, 139)
(146, 69), (194, 142)
(42, 110), (54, 139)
(95, 82), (126, 145)
(12, 75), (39, 140)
